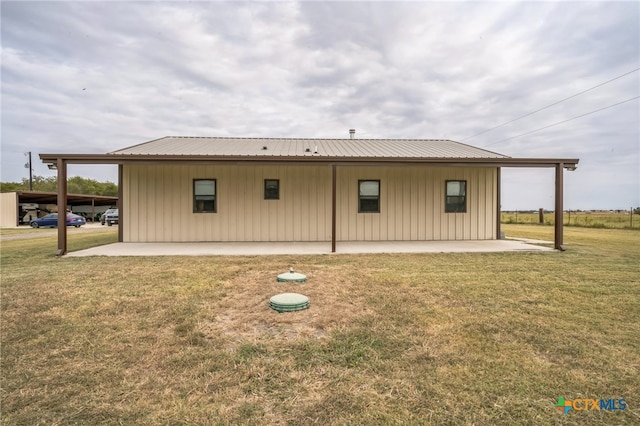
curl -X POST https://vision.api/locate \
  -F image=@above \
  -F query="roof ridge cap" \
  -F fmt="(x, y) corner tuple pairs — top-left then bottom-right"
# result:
(162, 136), (461, 141)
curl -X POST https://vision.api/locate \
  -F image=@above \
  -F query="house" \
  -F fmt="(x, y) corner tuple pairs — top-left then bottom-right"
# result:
(40, 135), (579, 254)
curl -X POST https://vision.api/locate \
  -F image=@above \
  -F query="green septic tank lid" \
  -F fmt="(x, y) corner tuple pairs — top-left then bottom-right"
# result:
(269, 293), (310, 313)
(277, 267), (307, 283)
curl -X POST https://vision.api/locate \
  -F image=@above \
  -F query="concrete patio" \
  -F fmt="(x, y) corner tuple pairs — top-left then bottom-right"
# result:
(66, 238), (554, 257)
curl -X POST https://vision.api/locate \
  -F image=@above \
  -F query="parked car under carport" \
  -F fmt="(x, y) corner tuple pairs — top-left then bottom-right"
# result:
(101, 209), (119, 226)
(30, 213), (86, 228)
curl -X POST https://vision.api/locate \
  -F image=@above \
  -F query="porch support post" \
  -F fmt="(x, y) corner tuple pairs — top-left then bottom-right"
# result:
(14, 192), (20, 227)
(554, 163), (564, 251)
(331, 164), (337, 253)
(496, 167), (501, 239)
(56, 158), (67, 256)
(118, 164), (123, 243)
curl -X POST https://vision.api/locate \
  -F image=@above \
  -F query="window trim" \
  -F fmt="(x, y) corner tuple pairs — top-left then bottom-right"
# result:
(445, 180), (467, 213)
(358, 179), (381, 213)
(264, 179), (280, 200)
(193, 179), (217, 213)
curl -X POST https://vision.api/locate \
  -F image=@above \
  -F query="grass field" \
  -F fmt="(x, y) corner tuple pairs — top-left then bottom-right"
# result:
(501, 211), (640, 229)
(1, 226), (639, 425)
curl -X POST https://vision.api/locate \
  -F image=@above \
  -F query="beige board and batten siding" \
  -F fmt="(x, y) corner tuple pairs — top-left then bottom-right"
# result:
(122, 164), (497, 243)
(336, 166), (497, 241)
(0, 192), (19, 228)
(123, 164), (332, 242)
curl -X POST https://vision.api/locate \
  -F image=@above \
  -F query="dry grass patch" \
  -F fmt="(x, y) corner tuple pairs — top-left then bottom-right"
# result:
(200, 263), (371, 346)
(2, 227), (639, 424)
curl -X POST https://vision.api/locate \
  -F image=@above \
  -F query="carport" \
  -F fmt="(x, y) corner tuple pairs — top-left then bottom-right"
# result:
(0, 191), (117, 228)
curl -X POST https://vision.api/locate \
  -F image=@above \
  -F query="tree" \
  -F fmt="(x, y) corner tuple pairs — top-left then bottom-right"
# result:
(0, 182), (24, 192)
(1, 176), (117, 196)
(67, 176), (117, 196)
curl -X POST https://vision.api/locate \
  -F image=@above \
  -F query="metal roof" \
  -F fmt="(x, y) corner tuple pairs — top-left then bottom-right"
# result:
(40, 136), (579, 169)
(109, 136), (510, 159)
(10, 191), (117, 207)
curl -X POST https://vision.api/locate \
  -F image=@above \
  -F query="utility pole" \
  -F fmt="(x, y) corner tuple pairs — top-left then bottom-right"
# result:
(25, 151), (33, 191)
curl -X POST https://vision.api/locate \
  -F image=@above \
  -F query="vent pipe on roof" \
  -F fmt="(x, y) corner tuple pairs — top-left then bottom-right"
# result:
(349, 129), (355, 139)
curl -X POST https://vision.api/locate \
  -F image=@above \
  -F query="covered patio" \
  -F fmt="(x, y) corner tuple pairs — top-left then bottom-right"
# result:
(65, 238), (554, 257)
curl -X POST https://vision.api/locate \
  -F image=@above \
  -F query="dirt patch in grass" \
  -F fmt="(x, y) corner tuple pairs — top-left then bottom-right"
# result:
(199, 263), (372, 347)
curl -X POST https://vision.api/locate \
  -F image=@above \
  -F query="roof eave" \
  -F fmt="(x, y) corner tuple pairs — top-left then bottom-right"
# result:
(39, 153), (579, 168)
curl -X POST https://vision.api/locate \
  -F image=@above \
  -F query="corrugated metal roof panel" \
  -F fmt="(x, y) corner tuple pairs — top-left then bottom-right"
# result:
(109, 136), (509, 159)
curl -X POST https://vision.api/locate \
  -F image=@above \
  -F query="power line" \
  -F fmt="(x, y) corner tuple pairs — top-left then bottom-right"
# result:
(481, 96), (639, 148)
(462, 67), (640, 141)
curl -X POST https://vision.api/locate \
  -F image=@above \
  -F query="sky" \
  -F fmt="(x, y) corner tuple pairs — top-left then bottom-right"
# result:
(1, 1), (638, 210)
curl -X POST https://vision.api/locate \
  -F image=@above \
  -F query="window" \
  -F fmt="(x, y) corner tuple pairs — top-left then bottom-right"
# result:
(445, 180), (466, 213)
(359, 180), (380, 213)
(264, 179), (280, 200)
(193, 179), (216, 213)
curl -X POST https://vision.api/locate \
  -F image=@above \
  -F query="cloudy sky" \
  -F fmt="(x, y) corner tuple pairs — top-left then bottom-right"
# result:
(2, 1), (638, 210)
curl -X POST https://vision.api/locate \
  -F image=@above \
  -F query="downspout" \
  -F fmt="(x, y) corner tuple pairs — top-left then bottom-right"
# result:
(56, 158), (67, 256)
(554, 163), (564, 251)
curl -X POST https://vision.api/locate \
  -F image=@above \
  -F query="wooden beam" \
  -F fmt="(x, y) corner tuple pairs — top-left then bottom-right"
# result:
(554, 163), (564, 251)
(56, 158), (67, 256)
(38, 152), (579, 168)
(331, 165), (337, 253)
(496, 167), (501, 240)
(14, 192), (20, 227)
(118, 164), (123, 243)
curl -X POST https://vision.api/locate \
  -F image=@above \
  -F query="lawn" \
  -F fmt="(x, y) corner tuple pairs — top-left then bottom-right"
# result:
(1, 226), (638, 425)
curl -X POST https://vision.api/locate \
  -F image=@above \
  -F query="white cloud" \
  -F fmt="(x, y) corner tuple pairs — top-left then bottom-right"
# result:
(1, 1), (638, 209)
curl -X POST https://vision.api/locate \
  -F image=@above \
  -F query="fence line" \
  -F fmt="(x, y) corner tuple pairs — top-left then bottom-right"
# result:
(500, 209), (639, 229)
